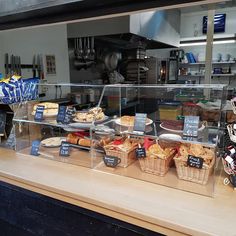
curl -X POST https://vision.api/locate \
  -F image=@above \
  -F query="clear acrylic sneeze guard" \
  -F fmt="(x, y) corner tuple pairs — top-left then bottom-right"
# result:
(91, 84), (227, 197)
(14, 83), (104, 168)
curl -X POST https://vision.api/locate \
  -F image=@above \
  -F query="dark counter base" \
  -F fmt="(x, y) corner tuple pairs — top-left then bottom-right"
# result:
(0, 181), (164, 236)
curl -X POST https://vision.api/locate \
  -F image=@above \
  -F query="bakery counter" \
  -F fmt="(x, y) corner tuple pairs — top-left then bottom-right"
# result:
(0, 147), (235, 236)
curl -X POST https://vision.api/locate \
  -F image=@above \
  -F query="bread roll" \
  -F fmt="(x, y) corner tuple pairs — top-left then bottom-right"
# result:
(79, 139), (91, 147)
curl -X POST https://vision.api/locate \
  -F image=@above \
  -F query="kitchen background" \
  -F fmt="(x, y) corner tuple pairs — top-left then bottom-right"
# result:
(0, 4), (235, 100)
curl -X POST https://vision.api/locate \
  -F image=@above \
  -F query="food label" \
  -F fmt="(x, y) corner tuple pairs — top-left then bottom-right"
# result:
(30, 140), (41, 156)
(0, 112), (6, 134)
(63, 107), (74, 124)
(103, 156), (121, 168)
(59, 141), (70, 156)
(136, 148), (146, 158)
(229, 175), (236, 187)
(57, 105), (67, 123)
(34, 105), (44, 121)
(183, 116), (199, 137)
(187, 155), (203, 169)
(133, 113), (147, 134)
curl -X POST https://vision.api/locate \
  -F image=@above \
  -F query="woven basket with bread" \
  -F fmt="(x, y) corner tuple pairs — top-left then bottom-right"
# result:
(174, 143), (215, 185)
(103, 138), (138, 168)
(138, 142), (177, 176)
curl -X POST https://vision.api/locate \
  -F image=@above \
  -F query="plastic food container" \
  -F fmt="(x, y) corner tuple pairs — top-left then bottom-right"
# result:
(182, 102), (200, 116)
(158, 101), (182, 121)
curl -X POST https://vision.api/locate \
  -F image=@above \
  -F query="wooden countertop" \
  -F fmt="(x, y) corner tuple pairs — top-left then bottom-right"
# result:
(0, 148), (235, 236)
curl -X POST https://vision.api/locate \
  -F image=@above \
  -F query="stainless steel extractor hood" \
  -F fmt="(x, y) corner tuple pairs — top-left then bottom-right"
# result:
(67, 10), (180, 49)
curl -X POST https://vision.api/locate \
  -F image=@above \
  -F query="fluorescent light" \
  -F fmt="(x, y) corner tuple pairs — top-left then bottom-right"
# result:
(213, 39), (236, 44)
(180, 42), (206, 46)
(180, 39), (236, 47)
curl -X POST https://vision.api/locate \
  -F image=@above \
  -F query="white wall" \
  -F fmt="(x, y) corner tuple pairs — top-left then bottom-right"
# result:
(0, 24), (70, 99)
(181, 7), (236, 38)
(147, 6), (236, 87)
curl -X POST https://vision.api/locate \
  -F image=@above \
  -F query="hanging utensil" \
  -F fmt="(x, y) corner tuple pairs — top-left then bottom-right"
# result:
(5, 53), (9, 77)
(18, 56), (21, 76)
(91, 37), (95, 55)
(14, 56), (18, 75)
(83, 37), (87, 59)
(37, 54), (41, 78)
(79, 38), (83, 58)
(10, 55), (14, 76)
(40, 54), (44, 80)
(32, 55), (36, 78)
(87, 37), (90, 58)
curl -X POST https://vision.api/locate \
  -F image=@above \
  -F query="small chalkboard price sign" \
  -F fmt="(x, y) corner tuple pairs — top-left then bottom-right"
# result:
(63, 107), (74, 124)
(59, 141), (70, 157)
(103, 156), (121, 168)
(30, 140), (41, 156)
(133, 113), (147, 135)
(0, 111), (6, 135)
(136, 148), (146, 158)
(187, 155), (203, 169)
(57, 105), (67, 123)
(229, 174), (236, 188)
(34, 105), (45, 121)
(183, 116), (199, 137)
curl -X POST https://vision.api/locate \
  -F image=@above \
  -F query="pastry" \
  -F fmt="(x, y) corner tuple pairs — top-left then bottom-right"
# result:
(177, 143), (214, 168)
(78, 138), (91, 147)
(66, 133), (80, 144)
(104, 137), (138, 152)
(120, 116), (135, 126)
(33, 102), (58, 111)
(147, 143), (174, 160)
(41, 137), (65, 147)
(75, 107), (105, 122)
(32, 102), (59, 116)
(120, 116), (151, 126)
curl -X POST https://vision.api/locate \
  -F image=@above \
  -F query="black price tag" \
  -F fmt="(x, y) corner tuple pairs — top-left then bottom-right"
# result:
(229, 175), (236, 188)
(103, 156), (121, 168)
(136, 148), (146, 158)
(30, 140), (41, 156)
(183, 116), (199, 137)
(34, 105), (45, 121)
(57, 105), (67, 123)
(187, 155), (203, 169)
(133, 113), (147, 134)
(59, 141), (70, 156)
(0, 111), (6, 134)
(63, 107), (74, 124)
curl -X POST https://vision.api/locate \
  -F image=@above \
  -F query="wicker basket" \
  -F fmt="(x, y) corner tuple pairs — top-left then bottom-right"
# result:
(104, 145), (137, 168)
(174, 156), (215, 185)
(138, 149), (176, 176)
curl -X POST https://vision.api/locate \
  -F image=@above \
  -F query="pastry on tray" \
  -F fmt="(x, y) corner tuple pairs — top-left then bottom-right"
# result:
(66, 133), (80, 145)
(66, 133), (91, 147)
(119, 115), (152, 126)
(32, 102), (59, 116)
(41, 137), (66, 147)
(74, 107), (105, 122)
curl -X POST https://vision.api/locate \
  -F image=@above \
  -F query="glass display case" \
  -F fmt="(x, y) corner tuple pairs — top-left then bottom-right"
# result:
(13, 83), (104, 168)
(13, 83), (227, 196)
(90, 84), (227, 197)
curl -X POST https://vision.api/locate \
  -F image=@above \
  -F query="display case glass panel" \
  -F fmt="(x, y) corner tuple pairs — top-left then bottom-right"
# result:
(14, 83), (104, 168)
(91, 84), (227, 197)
